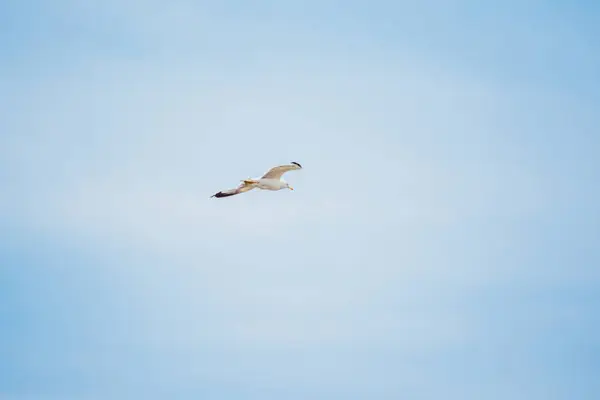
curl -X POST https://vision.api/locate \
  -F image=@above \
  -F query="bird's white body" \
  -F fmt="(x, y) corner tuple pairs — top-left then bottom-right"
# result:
(211, 162), (302, 199)
(255, 178), (288, 191)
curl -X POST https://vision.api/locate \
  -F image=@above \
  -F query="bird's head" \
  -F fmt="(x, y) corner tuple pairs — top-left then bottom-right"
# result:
(286, 182), (294, 191)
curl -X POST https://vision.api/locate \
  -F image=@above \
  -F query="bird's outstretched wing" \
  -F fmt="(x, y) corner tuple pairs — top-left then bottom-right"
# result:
(211, 180), (257, 198)
(261, 161), (302, 179)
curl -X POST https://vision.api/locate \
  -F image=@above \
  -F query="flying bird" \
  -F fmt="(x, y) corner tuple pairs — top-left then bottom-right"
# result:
(211, 162), (303, 199)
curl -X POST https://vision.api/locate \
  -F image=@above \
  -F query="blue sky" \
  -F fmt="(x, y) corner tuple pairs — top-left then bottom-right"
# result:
(1, 1), (599, 399)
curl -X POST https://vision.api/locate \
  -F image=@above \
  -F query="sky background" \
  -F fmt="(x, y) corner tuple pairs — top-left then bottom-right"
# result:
(1, 1), (599, 399)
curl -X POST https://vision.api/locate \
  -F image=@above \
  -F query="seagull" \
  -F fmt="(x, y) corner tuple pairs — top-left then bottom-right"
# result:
(211, 162), (303, 199)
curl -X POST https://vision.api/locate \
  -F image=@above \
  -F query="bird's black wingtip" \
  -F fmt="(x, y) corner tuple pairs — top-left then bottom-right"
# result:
(291, 161), (302, 168)
(211, 191), (235, 198)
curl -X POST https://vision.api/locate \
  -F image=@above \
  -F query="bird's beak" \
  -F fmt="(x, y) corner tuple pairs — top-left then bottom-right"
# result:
(289, 186), (294, 191)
